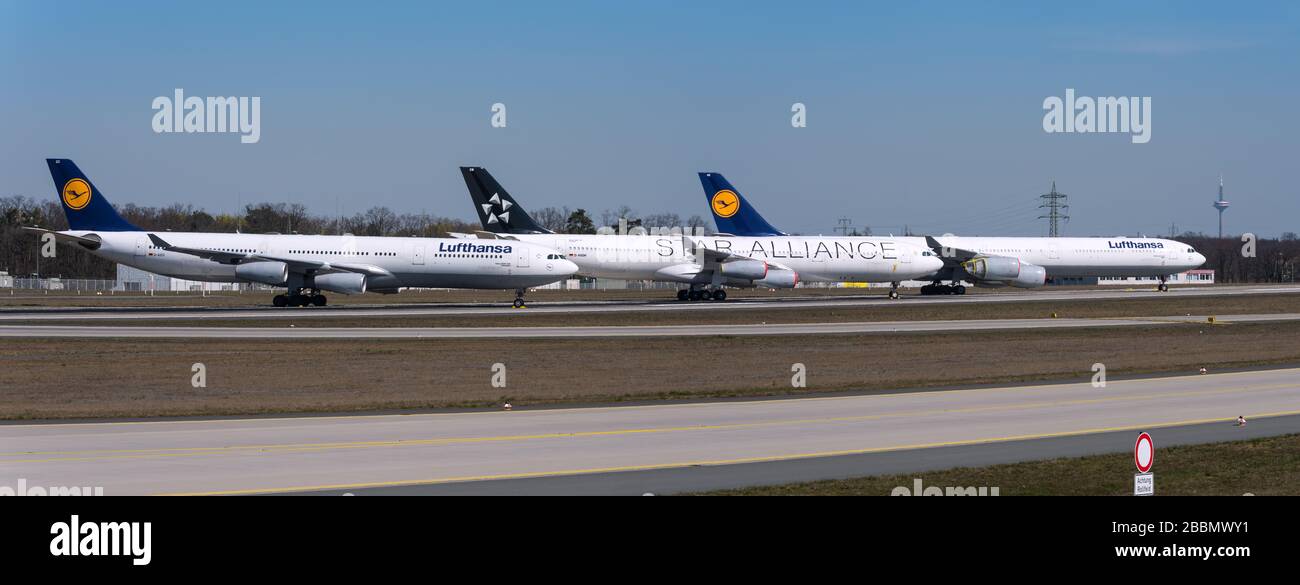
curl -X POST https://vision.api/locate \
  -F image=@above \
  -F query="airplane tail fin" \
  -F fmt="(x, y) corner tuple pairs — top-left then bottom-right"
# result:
(697, 172), (786, 236)
(46, 159), (140, 231)
(459, 167), (554, 234)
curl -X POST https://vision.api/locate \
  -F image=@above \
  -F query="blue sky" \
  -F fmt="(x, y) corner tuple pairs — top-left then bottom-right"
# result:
(2, 0), (1297, 236)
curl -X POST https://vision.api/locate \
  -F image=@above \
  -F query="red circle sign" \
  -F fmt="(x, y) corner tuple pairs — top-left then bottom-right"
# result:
(1135, 432), (1154, 473)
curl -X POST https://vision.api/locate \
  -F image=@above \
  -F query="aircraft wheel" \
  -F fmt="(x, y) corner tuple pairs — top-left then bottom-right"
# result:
(312, 295), (327, 307)
(711, 289), (727, 301)
(677, 289), (689, 301)
(956, 285), (967, 295)
(513, 299), (525, 308)
(688, 290), (703, 301)
(889, 290), (900, 300)
(273, 294), (288, 307)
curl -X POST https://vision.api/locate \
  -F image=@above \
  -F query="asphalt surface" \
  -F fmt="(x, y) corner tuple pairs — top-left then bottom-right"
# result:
(312, 414), (1300, 495)
(0, 313), (1294, 338)
(3, 367), (1298, 495)
(1, 284), (1296, 321)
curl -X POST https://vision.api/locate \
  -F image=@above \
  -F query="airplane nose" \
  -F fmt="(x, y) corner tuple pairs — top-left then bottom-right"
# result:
(1194, 253), (1206, 266)
(557, 259), (579, 275)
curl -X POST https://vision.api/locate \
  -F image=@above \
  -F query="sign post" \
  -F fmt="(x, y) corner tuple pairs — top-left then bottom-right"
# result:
(1134, 432), (1154, 496)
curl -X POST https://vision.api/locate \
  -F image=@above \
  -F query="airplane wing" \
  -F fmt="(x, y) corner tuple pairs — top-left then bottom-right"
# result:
(925, 235), (979, 263)
(149, 234), (395, 277)
(473, 231), (518, 240)
(21, 227), (103, 250)
(321, 263), (394, 277)
(683, 235), (793, 271)
(243, 253), (395, 276)
(147, 234), (249, 264)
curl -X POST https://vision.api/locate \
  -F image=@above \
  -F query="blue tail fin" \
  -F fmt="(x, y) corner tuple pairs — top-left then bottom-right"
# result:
(697, 172), (786, 236)
(46, 159), (139, 231)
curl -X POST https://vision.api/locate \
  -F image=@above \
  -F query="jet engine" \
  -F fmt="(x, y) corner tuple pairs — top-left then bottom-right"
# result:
(755, 268), (799, 289)
(961, 256), (1046, 289)
(719, 259), (768, 280)
(1010, 264), (1046, 288)
(235, 261), (288, 286)
(313, 272), (367, 295)
(963, 256), (1021, 280)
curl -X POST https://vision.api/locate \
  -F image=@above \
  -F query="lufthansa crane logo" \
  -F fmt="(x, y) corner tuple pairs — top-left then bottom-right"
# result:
(62, 178), (92, 211)
(711, 190), (739, 218)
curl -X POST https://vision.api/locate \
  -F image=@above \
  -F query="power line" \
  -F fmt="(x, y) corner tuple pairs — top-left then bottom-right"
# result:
(1037, 181), (1070, 237)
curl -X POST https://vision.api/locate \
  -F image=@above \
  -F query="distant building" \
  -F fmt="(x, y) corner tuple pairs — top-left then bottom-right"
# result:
(1051, 269), (1215, 286)
(115, 264), (241, 292)
(0, 271), (12, 289)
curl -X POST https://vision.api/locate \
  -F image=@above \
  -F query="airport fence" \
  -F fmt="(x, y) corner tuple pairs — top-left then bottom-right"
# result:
(2, 277), (276, 294)
(9, 277), (117, 292)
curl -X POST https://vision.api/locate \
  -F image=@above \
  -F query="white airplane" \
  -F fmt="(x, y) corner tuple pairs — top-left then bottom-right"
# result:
(459, 167), (945, 301)
(26, 159), (578, 308)
(698, 173), (1207, 294)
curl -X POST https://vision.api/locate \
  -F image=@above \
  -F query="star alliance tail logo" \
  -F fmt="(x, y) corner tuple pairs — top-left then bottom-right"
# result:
(481, 192), (514, 225)
(62, 178), (92, 210)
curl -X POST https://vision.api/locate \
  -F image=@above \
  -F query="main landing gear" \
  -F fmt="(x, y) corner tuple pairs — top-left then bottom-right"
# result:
(513, 288), (528, 309)
(273, 288), (328, 308)
(676, 286), (727, 302)
(920, 281), (966, 296)
(1157, 276), (1169, 292)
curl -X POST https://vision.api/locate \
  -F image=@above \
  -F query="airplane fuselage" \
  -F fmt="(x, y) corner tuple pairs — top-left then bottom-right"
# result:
(503, 233), (943, 283)
(66, 230), (576, 290)
(919, 236), (1205, 278)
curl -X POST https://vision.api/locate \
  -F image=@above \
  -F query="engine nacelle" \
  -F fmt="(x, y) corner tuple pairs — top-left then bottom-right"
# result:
(755, 268), (799, 289)
(313, 272), (367, 295)
(1010, 263), (1047, 288)
(719, 259), (768, 281)
(963, 256), (1021, 280)
(235, 261), (288, 286)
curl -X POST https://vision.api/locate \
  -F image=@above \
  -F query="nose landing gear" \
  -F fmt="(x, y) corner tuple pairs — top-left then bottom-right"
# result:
(513, 288), (528, 309)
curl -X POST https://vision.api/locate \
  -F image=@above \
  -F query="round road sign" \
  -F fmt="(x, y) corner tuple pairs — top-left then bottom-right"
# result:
(1135, 432), (1154, 473)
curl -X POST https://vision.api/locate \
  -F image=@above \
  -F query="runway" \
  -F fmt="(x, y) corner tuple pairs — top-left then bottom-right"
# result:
(1, 284), (1296, 322)
(3, 367), (1299, 495)
(0, 313), (1296, 338)
(317, 414), (1300, 495)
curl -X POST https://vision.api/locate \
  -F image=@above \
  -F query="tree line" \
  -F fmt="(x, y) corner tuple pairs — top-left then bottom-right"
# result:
(1176, 233), (1299, 284)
